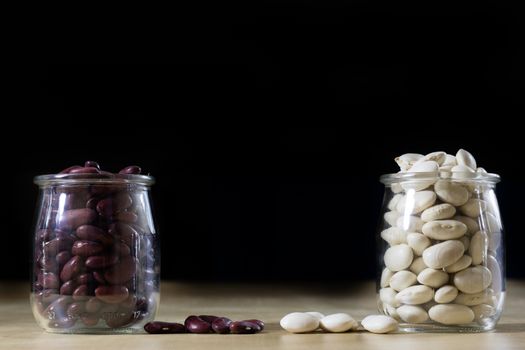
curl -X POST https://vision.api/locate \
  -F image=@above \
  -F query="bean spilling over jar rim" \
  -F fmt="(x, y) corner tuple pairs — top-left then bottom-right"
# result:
(378, 150), (505, 332)
(31, 162), (160, 334)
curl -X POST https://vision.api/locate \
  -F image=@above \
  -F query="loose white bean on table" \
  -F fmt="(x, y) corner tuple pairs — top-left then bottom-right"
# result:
(280, 312), (380, 334)
(378, 149), (502, 327)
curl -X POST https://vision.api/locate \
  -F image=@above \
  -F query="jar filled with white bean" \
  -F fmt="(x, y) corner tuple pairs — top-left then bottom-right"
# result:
(378, 150), (505, 332)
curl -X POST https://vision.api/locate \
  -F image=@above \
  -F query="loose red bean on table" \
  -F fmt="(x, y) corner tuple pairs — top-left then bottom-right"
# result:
(144, 316), (264, 335)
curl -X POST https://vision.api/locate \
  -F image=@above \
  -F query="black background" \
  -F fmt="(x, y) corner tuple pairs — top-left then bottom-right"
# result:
(4, 2), (524, 281)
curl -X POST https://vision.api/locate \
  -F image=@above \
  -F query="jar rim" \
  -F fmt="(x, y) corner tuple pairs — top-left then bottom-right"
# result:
(379, 171), (500, 184)
(33, 173), (155, 186)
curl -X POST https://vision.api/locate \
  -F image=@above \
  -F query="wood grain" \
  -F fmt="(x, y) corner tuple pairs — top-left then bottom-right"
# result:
(1, 280), (524, 350)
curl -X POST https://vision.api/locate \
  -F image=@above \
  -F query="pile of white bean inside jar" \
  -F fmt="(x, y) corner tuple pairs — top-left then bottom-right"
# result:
(378, 149), (504, 332)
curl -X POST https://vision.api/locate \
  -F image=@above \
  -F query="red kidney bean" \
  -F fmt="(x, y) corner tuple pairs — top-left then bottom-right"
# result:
(104, 256), (137, 285)
(38, 272), (60, 289)
(60, 256), (84, 282)
(49, 316), (76, 328)
(244, 319), (265, 331)
(112, 242), (131, 257)
(93, 271), (107, 284)
(81, 314), (100, 326)
(58, 208), (97, 230)
(59, 280), (78, 295)
(85, 297), (103, 313)
(199, 315), (219, 324)
(75, 273), (93, 285)
(105, 308), (134, 328)
(76, 225), (113, 245)
(39, 289), (60, 305)
(119, 295), (137, 311)
(96, 194), (133, 218)
(95, 285), (129, 304)
(99, 302), (119, 315)
(86, 197), (100, 209)
(119, 166), (141, 174)
(70, 167), (100, 174)
(72, 240), (105, 257)
(56, 251), (72, 266)
(72, 284), (91, 301)
(67, 302), (85, 318)
(64, 192), (90, 210)
(185, 316), (212, 333)
(109, 223), (138, 247)
(39, 254), (57, 270)
(84, 161), (100, 169)
(229, 321), (262, 334)
(36, 229), (53, 242)
(59, 165), (82, 174)
(85, 254), (119, 269)
(44, 296), (70, 319)
(145, 322), (187, 334)
(212, 317), (232, 334)
(113, 211), (138, 223)
(44, 237), (74, 255)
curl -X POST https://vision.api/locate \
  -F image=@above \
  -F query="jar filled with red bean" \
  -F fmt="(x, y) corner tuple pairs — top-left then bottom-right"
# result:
(31, 163), (159, 333)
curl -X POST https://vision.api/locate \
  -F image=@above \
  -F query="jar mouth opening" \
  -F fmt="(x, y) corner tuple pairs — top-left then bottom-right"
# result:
(379, 171), (500, 185)
(33, 173), (155, 186)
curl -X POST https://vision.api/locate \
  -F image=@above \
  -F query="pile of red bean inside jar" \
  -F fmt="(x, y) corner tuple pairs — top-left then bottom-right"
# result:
(31, 162), (159, 333)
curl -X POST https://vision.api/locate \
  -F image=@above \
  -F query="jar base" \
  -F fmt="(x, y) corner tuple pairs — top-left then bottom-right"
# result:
(397, 322), (496, 333)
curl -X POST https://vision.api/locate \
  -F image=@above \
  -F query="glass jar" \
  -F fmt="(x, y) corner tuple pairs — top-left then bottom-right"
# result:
(377, 171), (504, 332)
(31, 173), (160, 333)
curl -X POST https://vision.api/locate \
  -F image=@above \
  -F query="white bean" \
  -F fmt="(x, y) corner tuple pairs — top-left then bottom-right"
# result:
(442, 154), (457, 167)
(453, 215), (480, 235)
(421, 203), (456, 222)
(305, 312), (325, 320)
(401, 161), (439, 191)
(397, 305), (429, 323)
(397, 190), (437, 215)
(396, 215), (424, 232)
(434, 285), (459, 303)
(361, 315), (398, 334)
(380, 288), (401, 307)
(422, 220), (467, 240)
(280, 312), (320, 333)
(395, 285), (434, 305)
(459, 199), (488, 218)
(388, 194), (404, 211)
(406, 233), (431, 256)
(469, 231), (486, 265)
(471, 304), (496, 321)
(384, 244), (414, 271)
(389, 270), (417, 291)
(320, 313), (358, 332)
(422, 240), (464, 269)
(454, 266), (492, 294)
(434, 180), (469, 206)
(380, 268), (394, 288)
(384, 211), (401, 227)
(417, 268), (449, 288)
(444, 254), (472, 273)
(409, 257), (428, 275)
(454, 290), (492, 306)
(428, 304), (474, 325)
(381, 227), (408, 246)
(395, 153), (424, 171)
(456, 149), (477, 170)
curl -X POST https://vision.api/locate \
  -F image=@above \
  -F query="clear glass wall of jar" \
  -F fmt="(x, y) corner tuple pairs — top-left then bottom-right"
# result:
(31, 173), (159, 333)
(377, 171), (504, 332)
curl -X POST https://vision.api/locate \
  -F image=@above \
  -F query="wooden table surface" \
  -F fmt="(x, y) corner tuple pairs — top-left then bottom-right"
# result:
(1, 280), (524, 350)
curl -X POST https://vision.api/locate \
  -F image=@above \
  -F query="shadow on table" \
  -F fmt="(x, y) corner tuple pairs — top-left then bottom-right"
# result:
(494, 323), (525, 333)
